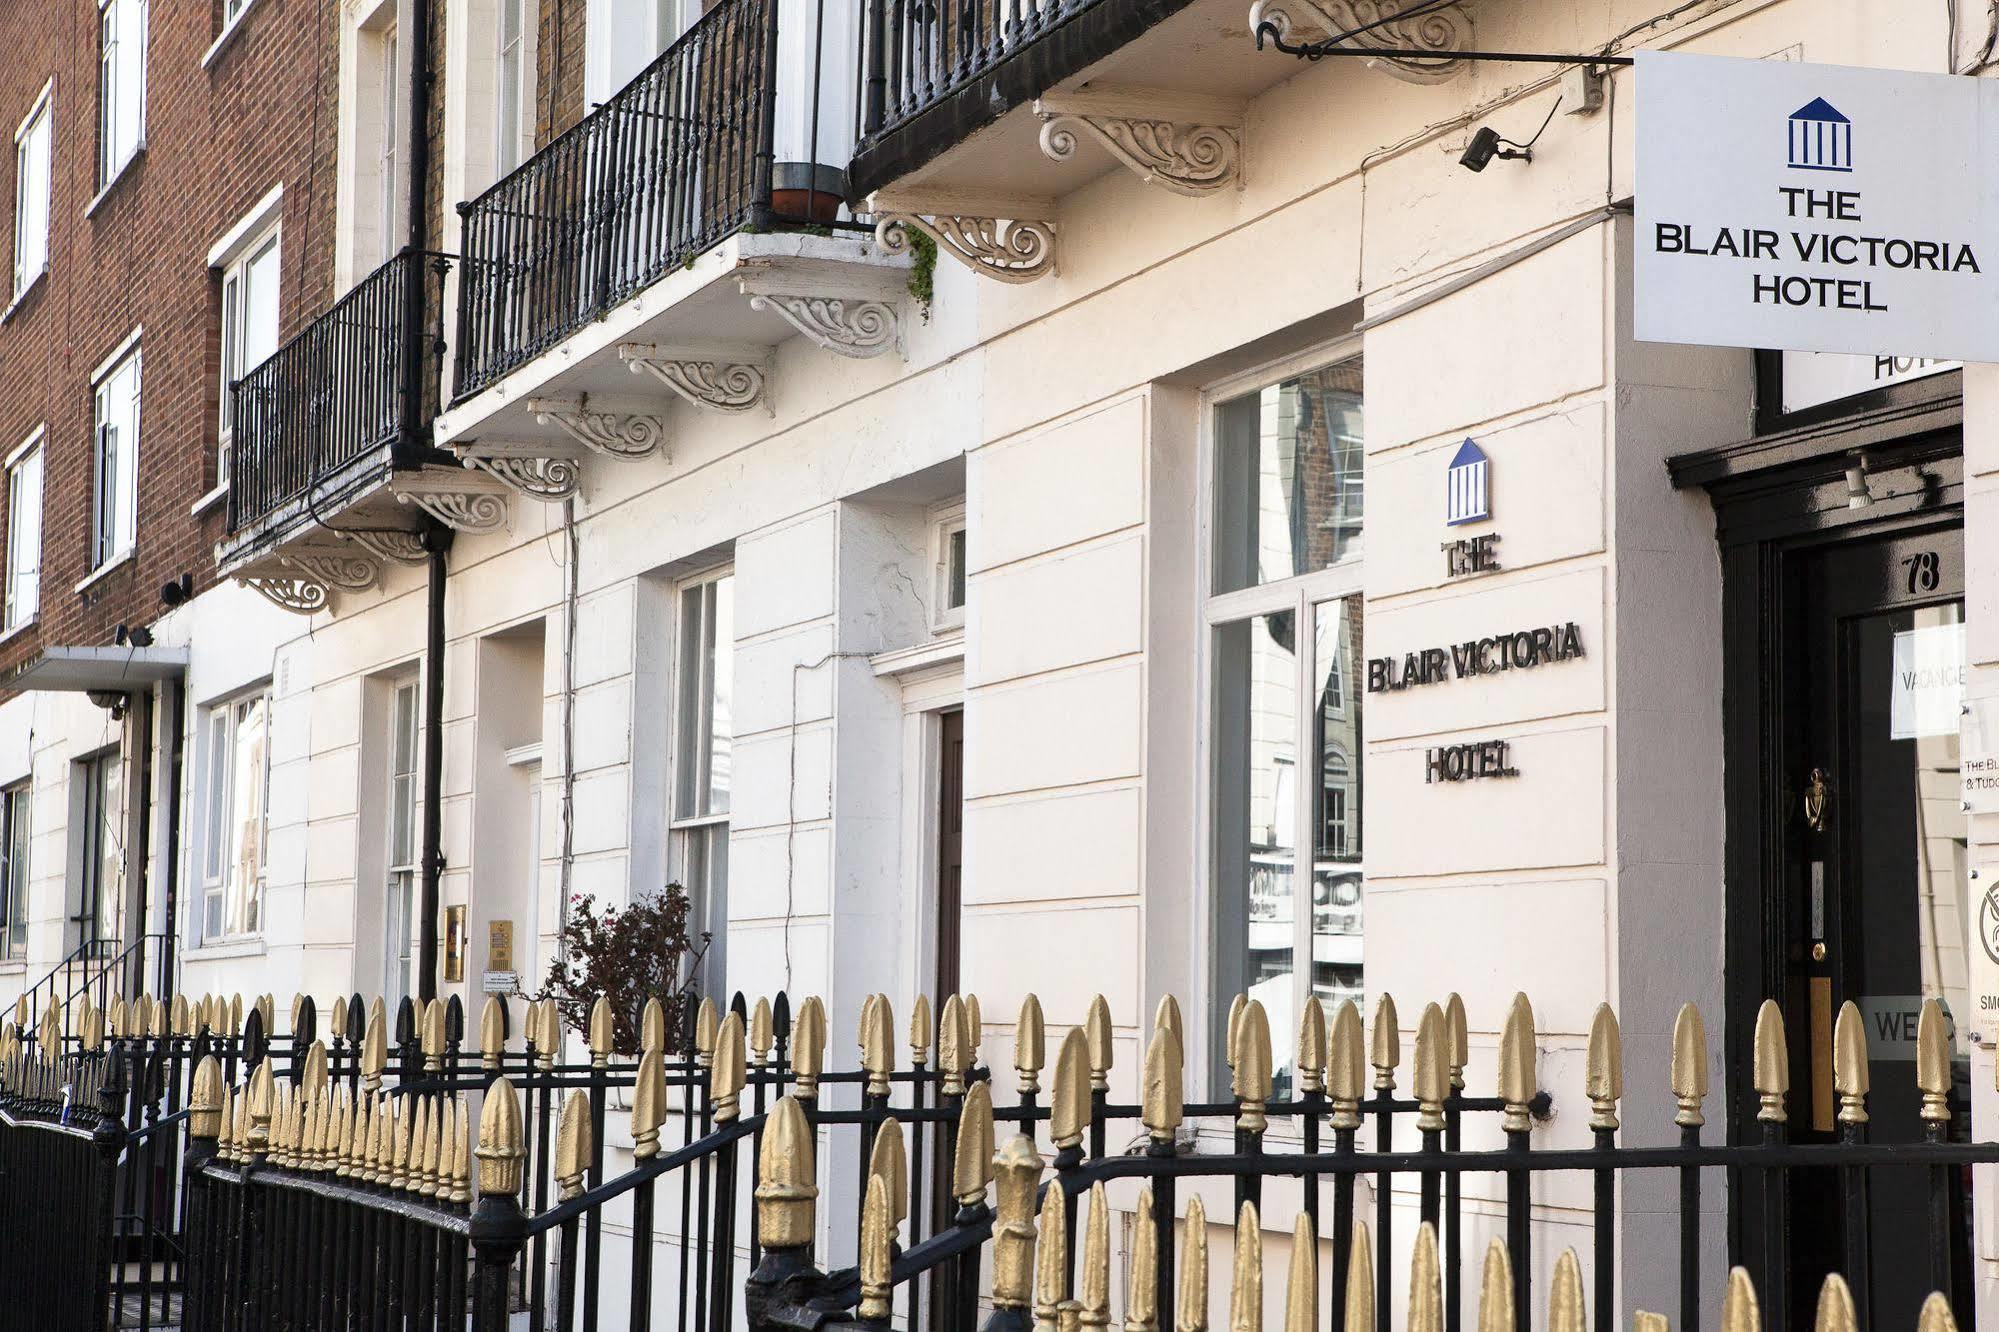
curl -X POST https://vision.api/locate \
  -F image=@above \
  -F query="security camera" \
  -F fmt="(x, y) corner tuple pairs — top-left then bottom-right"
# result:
(160, 573), (193, 608)
(1459, 126), (1532, 173)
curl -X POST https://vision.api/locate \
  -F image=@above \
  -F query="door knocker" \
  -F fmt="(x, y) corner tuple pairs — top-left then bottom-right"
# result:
(1803, 768), (1829, 834)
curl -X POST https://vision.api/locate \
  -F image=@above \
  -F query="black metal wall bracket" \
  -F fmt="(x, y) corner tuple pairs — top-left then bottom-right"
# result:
(1253, 22), (1635, 67)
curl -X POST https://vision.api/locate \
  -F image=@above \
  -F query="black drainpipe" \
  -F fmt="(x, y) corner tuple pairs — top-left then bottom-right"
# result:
(156, 678), (185, 999)
(417, 527), (452, 1003)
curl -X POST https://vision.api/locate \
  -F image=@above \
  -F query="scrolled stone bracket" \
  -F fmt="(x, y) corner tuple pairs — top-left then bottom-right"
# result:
(526, 396), (667, 459)
(867, 187), (1057, 285)
(240, 575), (331, 616)
(391, 470), (512, 534)
(1246, 0), (1472, 83)
(619, 344), (771, 414)
(461, 441), (584, 503)
(282, 544), (382, 593)
(1034, 87), (1247, 195)
(333, 527), (428, 566)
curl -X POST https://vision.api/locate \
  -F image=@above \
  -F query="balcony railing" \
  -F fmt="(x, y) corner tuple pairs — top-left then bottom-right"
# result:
(858, 0), (1098, 144)
(454, 0), (779, 401)
(227, 250), (453, 534)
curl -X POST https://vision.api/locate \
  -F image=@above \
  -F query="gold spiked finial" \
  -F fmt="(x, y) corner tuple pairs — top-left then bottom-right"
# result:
(1016, 994), (1047, 1095)
(1753, 1000), (1789, 1125)
(1499, 994), (1537, 1134)
(1051, 1027), (1091, 1150)
(1370, 994), (1400, 1091)
(909, 994), (933, 1064)
(246, 1062), (276, 1157)
(302, 1040), (329, 1098)
(964, 994), (984, 1064)
(534, 999), (562, 1068)
(107, 996), (126, 1039)
(1155, 995), (1184, 1054)
(362, 1006), (388, 1091)
(1327, 1000), (1365, 1132)
(1916, 1293), (1960, 1332)
(171, 993), (191, 1037)
(80, 1003), (103, 1053)
(869, 1118), (909, 1228)
(1632, 1316), (1668, 1332)
(858, 1172), (895, 1323)
(189, 1057), (225, 1140)
(1813, 1274), (1856, 1332)
(476, 1078), (526, 1196)
(555, 1091), (592, 1200)
(1177, 1194), (1209, 1332)
(1228, 1201), (1261, 1332)
(712, 1011), (747, 1123)
(1079, 1184), (1111, 1332)
(588, 996), (615, 1067)
(756, 1096), (818, 1249)
(1126, 1188), (1161, 1332)
(1672, 1003), (1710, 1129)
(1721, 1267), (1761, 1332)
(1444, 993), (1468, 1091)
(1342, 1221), (1373, 1332)
(641, 997), (667, 1056)
(1547, 1250), (1584, 1332)
(1832, 1001), (1869, 1126)
(1225, 994), (1246, 1070)
(1916, 999), (1950, 1124)
(1477, 1240), (1513, 1332)
(1084, 995), (1112, 1093)
(750, 997), (774, 1065)
(938, 996), (971, 1095)
(953, 1082), (996, 1206)
(694, 996), (720, 1066)
(992, 1135), (1041, 1312)
(1232, 1000), (1271, 1134)
(1142, 1023), (1184, 1141)
(1413, 1003), (1448, 1133)
(1408, 1223), (1442, 1332)
(330, 996), (349, 1040)
(1284, 1214), (1315, 1332)
(861, 994), (895, 1097)
(1034, 1180), (1068, 1331)
(480, 998), (507, 1070)
(1297, 997), (1327, 1095)
(792, 996), (827, 1099)
(1587, 1003), (1623, 1132)
(631, 1050), (667, 1161)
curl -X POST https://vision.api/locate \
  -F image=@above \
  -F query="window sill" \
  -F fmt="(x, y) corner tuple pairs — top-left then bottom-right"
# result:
(0, 961), (24, 977)
(2, 270), (46, 324)
(184, 937), (267, 962)
(191, 482), (228, 517)
(0, 617), (37, 648)
(84, 147), (146, 220)
(201, 2), (262, 69)
(74, 548), (135, 594)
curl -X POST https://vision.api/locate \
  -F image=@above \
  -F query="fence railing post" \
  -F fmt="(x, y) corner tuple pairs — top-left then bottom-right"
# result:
(472, 1077), (530, 1331)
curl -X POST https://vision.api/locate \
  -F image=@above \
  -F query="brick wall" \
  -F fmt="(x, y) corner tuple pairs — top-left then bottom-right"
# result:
(536, 0), (586, 145)
(0, 0), (342, 680)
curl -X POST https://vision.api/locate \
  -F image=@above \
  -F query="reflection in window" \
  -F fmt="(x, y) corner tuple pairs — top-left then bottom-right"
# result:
(1213, 357), (1364, 594)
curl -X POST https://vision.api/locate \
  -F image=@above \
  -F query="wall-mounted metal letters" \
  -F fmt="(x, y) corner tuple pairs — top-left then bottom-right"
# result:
(1367, 621), (1585, 693)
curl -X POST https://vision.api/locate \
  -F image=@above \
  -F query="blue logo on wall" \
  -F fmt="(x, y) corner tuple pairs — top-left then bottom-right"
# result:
(1788, 97), (1852, 173)
(1446, 438), (1489, 526)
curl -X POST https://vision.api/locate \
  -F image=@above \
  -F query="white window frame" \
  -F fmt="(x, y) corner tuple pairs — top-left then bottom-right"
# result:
(12, 81), (52, 302)
(1, 780), (28, 961)
(1196, 337), (1366, 1101)
(216, 220), (281, 481)
(385, 674), (421, 1013)
(669, 563), (733, 985)
(89, 333), (142, 572)
(930, 498), (967, 634)
(3, 428), (42, 634)
(96, 0), (147, 193)
(494, 0), (537, 176)
(196, 690), (271, 944)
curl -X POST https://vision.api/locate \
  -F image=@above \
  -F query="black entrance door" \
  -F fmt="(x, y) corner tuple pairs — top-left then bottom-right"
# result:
(1776, 523), (1971, 1327)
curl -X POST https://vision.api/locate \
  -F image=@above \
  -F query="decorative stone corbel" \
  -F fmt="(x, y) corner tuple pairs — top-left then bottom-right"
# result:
(1246, 0), (1472, 83)
(334, 527), (429, 567)
(619, 344), (770, 414)
(391, 469), (512, 534)
(525, 396), (667, 459)
(461, 441), (585, 503)
(867, 188), (1057, 285)
(1035, 86), (1246, 195)
(240, 575), (331, 616)
(281, 543), (382, 594)
(741, 271), (902, 359)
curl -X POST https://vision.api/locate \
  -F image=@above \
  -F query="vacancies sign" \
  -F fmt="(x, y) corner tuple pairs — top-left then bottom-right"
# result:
(1636, 51), (1999, 362)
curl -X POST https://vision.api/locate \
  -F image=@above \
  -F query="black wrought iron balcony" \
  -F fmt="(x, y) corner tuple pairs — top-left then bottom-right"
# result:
(454, 0), (782, 401)
(227, 250), (453, 534)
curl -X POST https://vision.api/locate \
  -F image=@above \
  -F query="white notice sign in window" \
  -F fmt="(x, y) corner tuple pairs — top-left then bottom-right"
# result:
(1890, 621), (1966, 740)
(1637, 51), (1999, 362)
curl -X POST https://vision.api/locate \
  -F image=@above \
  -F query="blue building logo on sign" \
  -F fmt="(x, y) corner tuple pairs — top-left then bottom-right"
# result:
(1788, 97), (1852, 173)
(1446, 438), (1489, 526)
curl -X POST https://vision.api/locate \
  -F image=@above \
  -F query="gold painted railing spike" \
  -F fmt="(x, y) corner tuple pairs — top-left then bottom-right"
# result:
(81, 1004), (103, 1053)
(1547, 1249), (1585, 1332)
(1413, 1003), (1448, 1132)
(750, 996), (774, 1063)
(1407, 1222), (1442, 1332)
(909, 994), (932, 1062)
(1143, 1022), (1184, 1140)
(1327, 999), (1365, 1130)
(1154, 994), (1184, 1054)
(1477, 1239), (1513, 1332)
(695, 995), (720, 1063)
(303, 1039), (329, 1097)
(1371, 994), (1400, 1091)
(1813, 1274), (1857, 1332)
(954, 1081), (996, 1205)
(330, 996), (348, 1039)
(1833, 1000), (1869, 1125)
(1916, 999), (1950, 1123)
(479, 997), (506, 1068)
(859, 1171), (895, 1322)
(964, 994), (984, 1061)
(1297, 996), (1326, 1094)
(393, 1091), (415, 1188)
(230, 994), (245, 1036)
(1232, 1000), (1272, 1133)
(556, 1090), (592, 1200)
(870, 1117), (909, 1227)
(1084, 995), (1112, 1091)
(1753, 1000), (1789, 1124)
(860, 993), (879, 1051)
(1671, 1004), (1709, 1128)
(1284, 1213), (1315, 1332)
(107, 996), (126, 1039)
(1033, 1180), (1067, 1332)
(640, 997), (667, 1057)
(1051, 1027), (1091, 1149)
(476, 1077), (525, 1196)
(190, 1056), (223, 1140)
(247, 1062), (276, 1156)
(1078, 1182), (1110, 1330)
(1916, 1292), (1959, 1332)
(1342, 1221), (1372, 1332)
(170, 992), (191, 1037)
(938, 996), (970, 1095)
(1444, 994), (1467, 1088)
(1177, 1193), (1209, 1332)
(792, 996), (827, 1097)
(632, 1049), (667, 1160)
(1587, 1003), (1623, 1132)
(1228, 1200), (1261, 1332)
(362, 1007), (387, 1088)
(1499, 994), (1537, 1133)
(1016, 994), (1047, 1094)
(589, 995), (616, 1066)
(712, 1011), (747, 1123)
(757, 1095), (817, 1248)
(257, 994), (274, 1035)
(1720, 1267), (1760, 1332)
(992, 1135), (1040, 1312)
(862, 993), (896, 1096)
(1225, 994), (1246, 1071)
(1632, 1313), (1667, 1332)
(1125, 1187), (1160, 1332)
(535, 999), (562, 1067)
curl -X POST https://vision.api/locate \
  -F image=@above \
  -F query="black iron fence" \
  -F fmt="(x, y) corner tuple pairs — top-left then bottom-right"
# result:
(857, 0), (1098, 145)
(453, 0), (779, 400)
(227, 249), (454, 534)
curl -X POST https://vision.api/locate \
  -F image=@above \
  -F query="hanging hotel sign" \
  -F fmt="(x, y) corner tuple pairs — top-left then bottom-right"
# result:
(1636, 51), (1999, 362)
(1780, 351), (1956, 414)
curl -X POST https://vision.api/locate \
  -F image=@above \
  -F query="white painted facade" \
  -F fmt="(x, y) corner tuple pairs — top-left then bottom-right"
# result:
(4, 0), (1997, 1323)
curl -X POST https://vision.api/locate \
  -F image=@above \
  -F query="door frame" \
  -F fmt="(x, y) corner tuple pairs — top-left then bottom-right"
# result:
(1704, 425), (1963, 1277)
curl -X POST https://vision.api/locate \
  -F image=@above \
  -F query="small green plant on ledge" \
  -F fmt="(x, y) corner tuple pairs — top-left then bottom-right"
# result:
(534, 883), (709, 1058)
(905, 227), (938, 320)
